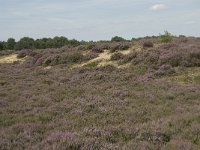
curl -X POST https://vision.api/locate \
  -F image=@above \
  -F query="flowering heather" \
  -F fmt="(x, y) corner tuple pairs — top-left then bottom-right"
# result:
(0, 37), (200, 149)
(143, 40), (154, 48)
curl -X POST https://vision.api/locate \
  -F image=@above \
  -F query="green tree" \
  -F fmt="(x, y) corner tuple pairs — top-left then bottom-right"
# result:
(6, 38), (16, 50)
(53, 36), (69, 48)
(69, 39), (80, 47)
(111, 36), (125, 42)
(0, 41), (4, 51)
(35, 38), (49, 49)
(15, 37), (35, 50)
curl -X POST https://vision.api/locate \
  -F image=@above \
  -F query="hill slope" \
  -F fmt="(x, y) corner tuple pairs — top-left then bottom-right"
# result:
(0, 37), (200, 150)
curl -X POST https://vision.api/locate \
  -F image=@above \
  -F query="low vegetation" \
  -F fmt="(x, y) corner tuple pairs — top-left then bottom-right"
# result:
(0, 35), (200, 150)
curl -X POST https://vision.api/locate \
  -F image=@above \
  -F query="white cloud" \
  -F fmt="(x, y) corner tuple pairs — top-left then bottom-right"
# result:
(151, 4), (167, 11)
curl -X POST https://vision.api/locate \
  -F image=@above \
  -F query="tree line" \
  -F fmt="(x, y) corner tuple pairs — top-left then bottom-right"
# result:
(0, 36), (132, 51)
(0, 36), (84, 51)
(0, 32), (175, 51)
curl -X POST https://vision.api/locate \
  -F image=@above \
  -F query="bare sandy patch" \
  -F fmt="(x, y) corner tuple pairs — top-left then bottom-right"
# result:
(0, 54), (25, 64)
(72, 47), (140, 69)
(72, 50), (112, 68)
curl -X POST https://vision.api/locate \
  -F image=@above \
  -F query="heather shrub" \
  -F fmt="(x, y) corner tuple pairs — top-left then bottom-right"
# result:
(138, 132), (170, 144)
(67, 52), (84, 63)
(110, 42), (131, 52)
(91, 47), (103, 53)
(76, 45), (87, 51)
(83, 52), (99, 61)
(17, 49), (39, 59)
(145, 50), (160, 65)
(87, 44), (95, 50)
(119, 52), (137, 64)
(42, 52), (84, 66)
(143, 40), (154, 48)
(154, 64), (175, 76)
(159, 51), (182, 67)
(110, 43), (121, 52)
(110, 53), (125, 61)
(17, 50), (27, 58)
(101, 43), (110, 50)
(44, 55), (61, 66)
(22, 52), (43, 67)
(120, 42), (131, 50)
(159, 43), (178, 50)
(122, 37), (200, 76)
(0, 50), (14, 56)
(98, 64), (116, 72)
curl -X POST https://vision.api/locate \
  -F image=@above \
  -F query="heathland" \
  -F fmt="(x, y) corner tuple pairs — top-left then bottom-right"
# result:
(0, 34), (200, 150)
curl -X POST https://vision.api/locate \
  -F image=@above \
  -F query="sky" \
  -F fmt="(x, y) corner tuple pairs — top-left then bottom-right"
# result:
(0, 0), (200, 41)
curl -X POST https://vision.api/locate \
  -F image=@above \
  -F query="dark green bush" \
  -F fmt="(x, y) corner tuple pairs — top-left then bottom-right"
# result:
(111, 36), (125, 42)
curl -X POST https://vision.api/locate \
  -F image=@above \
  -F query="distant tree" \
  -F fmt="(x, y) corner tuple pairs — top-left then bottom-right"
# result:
(0, 41), (3, 50)
(0, 41), (7, 50)
(35, 38), (49, 49)
(111, 36), (125, 42)
(69, 39), (80, 47)
(0, 41), (4, 51)
(46, 38), (55, 48)
(14, 37), (35, 50)
(6, 38), (16, 50)
(53, 36), (69, 48)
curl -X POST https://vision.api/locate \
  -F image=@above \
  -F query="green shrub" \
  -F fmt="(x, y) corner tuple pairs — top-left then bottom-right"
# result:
(111, 36), (125, 42)
(160, 31), (173, 43)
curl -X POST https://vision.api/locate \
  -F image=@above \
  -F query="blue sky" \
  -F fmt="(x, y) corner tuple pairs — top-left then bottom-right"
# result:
(0, 0), (200, 41)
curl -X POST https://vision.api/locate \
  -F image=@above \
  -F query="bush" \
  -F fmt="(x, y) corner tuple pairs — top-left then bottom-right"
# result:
(111, 53), (124, 61)
(120, 52), (137, 64)
(160, 31), (173, 43)
(17, 50), (27, 58)
(67, 52), (84, 63)
(91, 47), (103, 53)
(110, 42), (131, 52)
(143, 40), (154, 48)
(87, 44), (96, 50)
(83, 52), (99, 61)
(17, 49), (39, 59)
(154, 64), (175, 76)
(111, 36), (125, 42)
